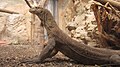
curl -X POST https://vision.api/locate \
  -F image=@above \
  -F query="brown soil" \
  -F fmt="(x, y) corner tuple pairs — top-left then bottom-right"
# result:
(0, 45), (98, 67)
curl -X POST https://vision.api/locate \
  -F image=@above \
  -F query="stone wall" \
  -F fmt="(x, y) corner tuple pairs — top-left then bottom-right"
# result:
(0, 1), (34, 45)
(58, 0), (99, 47)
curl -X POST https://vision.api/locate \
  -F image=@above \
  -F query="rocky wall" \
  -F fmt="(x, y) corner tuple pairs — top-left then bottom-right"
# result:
(60, 0), (99, 47)
(0, 1), (36, 45)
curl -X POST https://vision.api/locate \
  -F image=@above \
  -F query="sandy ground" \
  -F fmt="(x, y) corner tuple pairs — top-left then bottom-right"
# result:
(0, 45), (99, 67)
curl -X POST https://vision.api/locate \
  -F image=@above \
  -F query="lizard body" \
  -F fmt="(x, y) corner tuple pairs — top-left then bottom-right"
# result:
(26, 7), (120, 65)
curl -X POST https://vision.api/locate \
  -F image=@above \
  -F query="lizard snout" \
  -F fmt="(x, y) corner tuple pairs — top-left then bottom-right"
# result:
(29, 8), (36, 14)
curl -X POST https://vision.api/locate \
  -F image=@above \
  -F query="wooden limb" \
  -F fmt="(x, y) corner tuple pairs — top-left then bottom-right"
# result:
(93, 1), (111, 10)
(108, 3), (120, 18)
(91, 3), (112, 48)
(100, 32), (120, 48)
(0, 8), (19, 14)
(24, 0), (32, 8)
(91, 4), (102, 32)
(94, 0), (120, 11)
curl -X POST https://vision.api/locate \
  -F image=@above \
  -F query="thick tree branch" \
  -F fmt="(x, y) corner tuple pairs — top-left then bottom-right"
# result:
(0, 8), (19, 14)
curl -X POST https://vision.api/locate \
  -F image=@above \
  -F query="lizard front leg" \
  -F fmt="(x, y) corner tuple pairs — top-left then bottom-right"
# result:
(21, 38), (57, 64)
(43, 40), (58, 58)
(37, 38), (57, 62)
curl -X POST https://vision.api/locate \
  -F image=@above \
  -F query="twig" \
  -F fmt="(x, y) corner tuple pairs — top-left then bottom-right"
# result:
(108, 3), (120, 18)
(91, 4), (102, 32)
(0, 8), (19, 14)
(93, 1), (111, 10)
(94, 0), (120, 11)
(24, 0), (32, 8)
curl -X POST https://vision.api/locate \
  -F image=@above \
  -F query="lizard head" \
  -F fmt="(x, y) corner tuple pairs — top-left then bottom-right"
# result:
(29, 7), (55, 28)
(29, 7), (45, 14)
(29, 7), (52, 21)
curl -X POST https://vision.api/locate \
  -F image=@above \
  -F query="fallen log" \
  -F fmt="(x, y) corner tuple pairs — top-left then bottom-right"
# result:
(94, 0), (120, 11)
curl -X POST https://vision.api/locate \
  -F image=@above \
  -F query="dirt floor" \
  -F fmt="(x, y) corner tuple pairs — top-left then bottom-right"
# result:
(0, 45), (99, 67)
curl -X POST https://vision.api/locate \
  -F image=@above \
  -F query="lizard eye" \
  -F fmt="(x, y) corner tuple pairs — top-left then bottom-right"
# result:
(35, 7), (41, 9)
(40, 11), (44, 14)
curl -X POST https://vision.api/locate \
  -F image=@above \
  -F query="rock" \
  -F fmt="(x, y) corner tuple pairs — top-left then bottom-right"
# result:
(66, 22), (77, 31)
(65, 0), (99, 47)
(4, 14), (29, 44)
(0, 16), (7, 33)
(74, 14), (86, 26)
(88, 42), (98, 47)
(0, 2), (8, 9)
(0, 2), (8, 17)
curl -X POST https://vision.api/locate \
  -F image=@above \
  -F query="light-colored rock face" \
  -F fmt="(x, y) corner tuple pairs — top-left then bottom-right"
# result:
(0, 17), (6, 33)
(0, 14), (29, 45)
(62, 0), (99, 47)
(0, 2), (8, 9)
(0, 1), (45, 45)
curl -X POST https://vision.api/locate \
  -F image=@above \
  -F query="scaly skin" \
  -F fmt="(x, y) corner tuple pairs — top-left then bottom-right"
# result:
(26, 7), (120, 65)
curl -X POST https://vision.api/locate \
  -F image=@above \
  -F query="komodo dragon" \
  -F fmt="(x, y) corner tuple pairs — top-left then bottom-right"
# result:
(23, 7), (120, 65)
